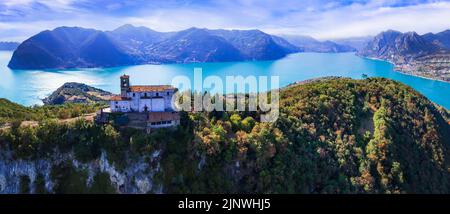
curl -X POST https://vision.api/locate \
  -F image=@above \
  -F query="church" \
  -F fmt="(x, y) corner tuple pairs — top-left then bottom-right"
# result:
(103, 75), (180, 131)
(110, 75), (176, 113)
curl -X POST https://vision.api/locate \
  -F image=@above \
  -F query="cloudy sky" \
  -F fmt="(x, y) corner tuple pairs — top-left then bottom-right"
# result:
(0, 0), (450, 41)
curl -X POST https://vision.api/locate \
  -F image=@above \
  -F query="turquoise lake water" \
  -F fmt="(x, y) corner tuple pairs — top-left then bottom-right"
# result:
(1, 51), (449, 108)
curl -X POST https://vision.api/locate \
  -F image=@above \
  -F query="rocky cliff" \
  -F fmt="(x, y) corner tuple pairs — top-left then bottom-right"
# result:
(0, 150), (162, 194)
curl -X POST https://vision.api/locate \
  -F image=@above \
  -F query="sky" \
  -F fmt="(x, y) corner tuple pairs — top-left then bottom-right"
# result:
(0, 0), (450, 41)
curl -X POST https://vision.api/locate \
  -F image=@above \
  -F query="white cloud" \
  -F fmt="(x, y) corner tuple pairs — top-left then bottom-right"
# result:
(303, 1), (450, 39)
(1, 0), (450, 41)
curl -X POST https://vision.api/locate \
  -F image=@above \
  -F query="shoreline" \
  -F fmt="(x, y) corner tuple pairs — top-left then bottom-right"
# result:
(395, 70), (450, 84)
(359, 54), (450, 84)
(1, 51), (450, 109)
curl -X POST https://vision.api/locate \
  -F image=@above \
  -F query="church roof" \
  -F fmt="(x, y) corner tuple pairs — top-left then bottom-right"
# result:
(110, 95), (131, 101)
(129, 85), (175, 92)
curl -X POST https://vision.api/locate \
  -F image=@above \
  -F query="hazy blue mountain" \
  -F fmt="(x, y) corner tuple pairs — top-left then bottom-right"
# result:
(331, 36), (373, 51)
(209, 29), (300, 60)
(8, 26), (136, 69)
(77, 31), (138, 67)
(357, 30), (444, 63)
(423, 30), (450, 49)
(145, 28), (244, 63)
(270, 35), (303, 52)
(0, 42), (20, 51)
(107, 24), (173, 52)
(9, 25), (300, 69)
(281, 35), (356, 52)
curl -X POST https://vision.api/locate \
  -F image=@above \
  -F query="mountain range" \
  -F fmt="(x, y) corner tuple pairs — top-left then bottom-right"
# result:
(0, 42), (20, 51)
(8, 24), (364, 69)
(8, 25), (302, 69)
(423, 30), (450, 49)
(358, 30), (444, 63)
(281, 35), (357, 52)
(331, 36), (373, 51)
(357, 29), (450, 82)
(8, 24), (450, 81)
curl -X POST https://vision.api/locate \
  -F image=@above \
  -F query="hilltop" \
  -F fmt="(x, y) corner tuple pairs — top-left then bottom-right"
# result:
(42, 82), (112, 105)
(1, 77), (450, 193)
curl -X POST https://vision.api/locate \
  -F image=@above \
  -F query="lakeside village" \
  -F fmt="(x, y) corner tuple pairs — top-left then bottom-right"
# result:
(96, 75), (180, 133)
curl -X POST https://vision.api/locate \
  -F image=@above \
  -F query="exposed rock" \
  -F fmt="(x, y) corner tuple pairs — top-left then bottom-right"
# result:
(0, 150), (162, 194)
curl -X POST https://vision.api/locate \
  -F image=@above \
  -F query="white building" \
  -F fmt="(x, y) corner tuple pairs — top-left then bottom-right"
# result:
(107, 75), (180, 131)
(110, 75), (177, 113)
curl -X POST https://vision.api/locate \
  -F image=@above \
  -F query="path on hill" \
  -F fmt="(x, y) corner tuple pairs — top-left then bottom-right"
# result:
(0, 113), (97, 130)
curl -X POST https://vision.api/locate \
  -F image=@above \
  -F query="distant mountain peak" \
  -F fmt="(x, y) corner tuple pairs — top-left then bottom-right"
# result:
(282, 34), (356, 53)
(53, 26), (98, 32)
(0, 41), (20, 51)
(116, 23), (136, 29)
(422, 28), (450, 49)
(358, 29), (446, 64)
(404, 31), (420, 37)
(113, 24), (157, 32)
(8, 25), (300, 69)
(381, 29), (403, 36)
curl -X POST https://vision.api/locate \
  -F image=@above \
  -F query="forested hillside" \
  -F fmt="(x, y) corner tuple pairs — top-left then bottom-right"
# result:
(0, 98), (102, 123)
(1, 78), (449, 193)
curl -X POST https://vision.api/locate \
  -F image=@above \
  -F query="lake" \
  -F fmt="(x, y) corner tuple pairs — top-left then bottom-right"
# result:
(1, 51), (450, 109)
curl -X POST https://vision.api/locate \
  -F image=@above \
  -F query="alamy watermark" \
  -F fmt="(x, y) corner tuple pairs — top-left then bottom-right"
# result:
(171, 68), (279, 122)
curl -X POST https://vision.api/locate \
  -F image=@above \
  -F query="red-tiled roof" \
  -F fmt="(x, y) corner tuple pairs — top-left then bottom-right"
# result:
(129, 85), (175, 92)
(110, 95), (131, 101)
(148, 112), (180, 123)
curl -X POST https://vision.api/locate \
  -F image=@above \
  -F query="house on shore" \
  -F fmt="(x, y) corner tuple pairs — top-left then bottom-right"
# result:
(97, 75), (180, 132)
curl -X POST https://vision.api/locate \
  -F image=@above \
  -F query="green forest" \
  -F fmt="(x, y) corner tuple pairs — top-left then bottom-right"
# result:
(0, 98), (103, 123)
(1, 77), (450, 194)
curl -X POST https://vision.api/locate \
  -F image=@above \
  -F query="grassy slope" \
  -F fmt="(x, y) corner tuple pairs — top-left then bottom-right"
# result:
(0, 98), (103, 124)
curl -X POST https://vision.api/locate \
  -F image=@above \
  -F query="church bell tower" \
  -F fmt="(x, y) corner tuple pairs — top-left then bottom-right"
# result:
(120, 75), (130, 97)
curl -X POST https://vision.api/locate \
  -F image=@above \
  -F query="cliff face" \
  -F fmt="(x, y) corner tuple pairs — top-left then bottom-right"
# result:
(0, 150), (162, 194)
